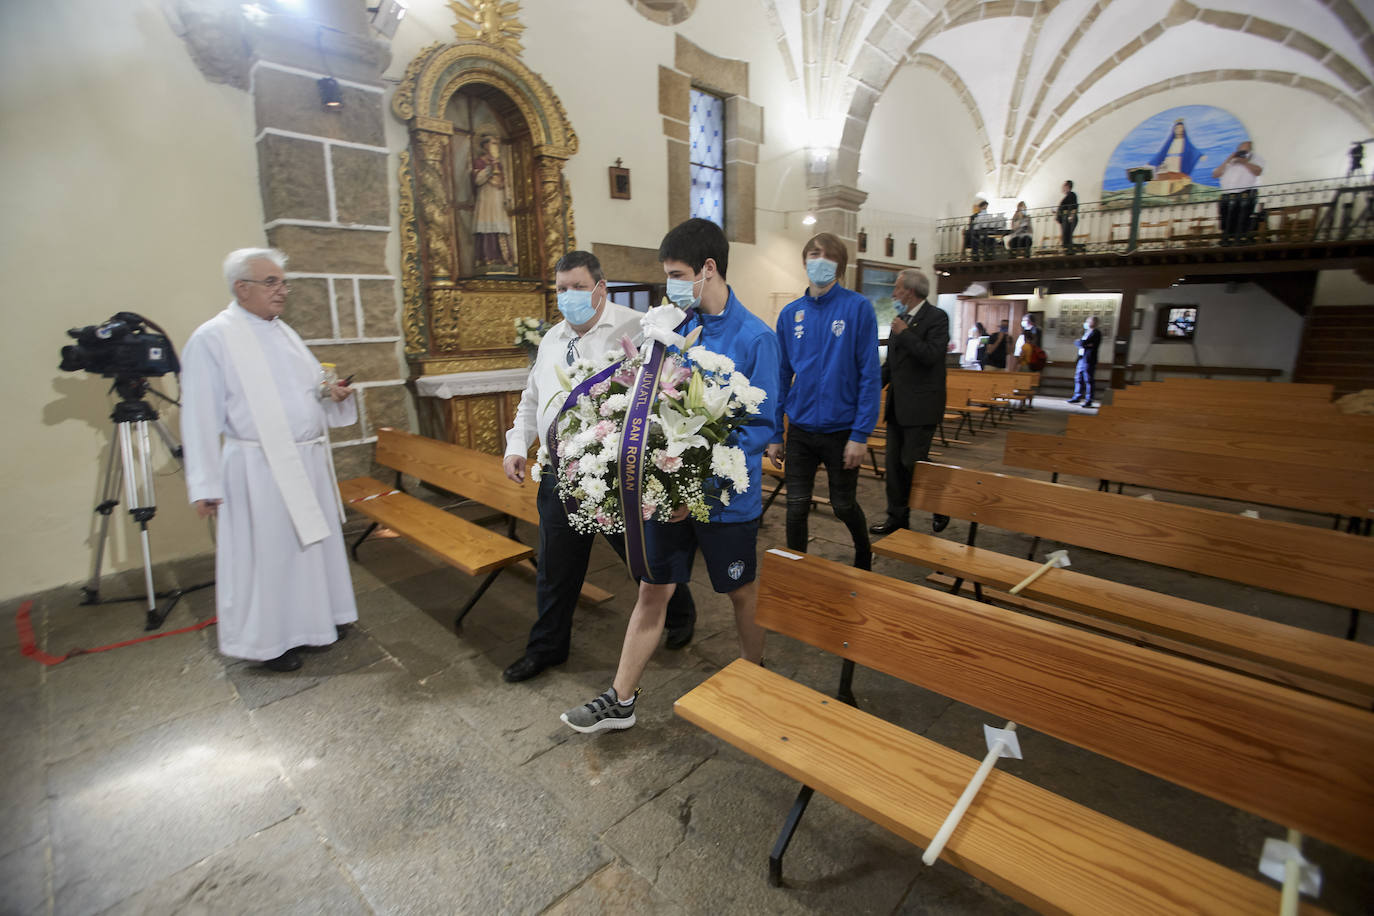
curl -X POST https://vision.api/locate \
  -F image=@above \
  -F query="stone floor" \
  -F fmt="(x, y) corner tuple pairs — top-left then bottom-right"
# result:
(3, 396), (1372, 915)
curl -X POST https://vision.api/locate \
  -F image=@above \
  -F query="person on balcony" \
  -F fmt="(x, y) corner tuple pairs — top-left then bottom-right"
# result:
(1056, 181), (1079, 253)
(1007, 201), (1032, 257)
(1212, 140), (1264, 245)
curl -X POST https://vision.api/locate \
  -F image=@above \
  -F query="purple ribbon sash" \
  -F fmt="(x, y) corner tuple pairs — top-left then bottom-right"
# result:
(617, 338), (667, 581)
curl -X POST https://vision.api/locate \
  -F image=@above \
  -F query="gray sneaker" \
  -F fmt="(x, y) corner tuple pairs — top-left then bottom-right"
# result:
(560, 687), (638, 733)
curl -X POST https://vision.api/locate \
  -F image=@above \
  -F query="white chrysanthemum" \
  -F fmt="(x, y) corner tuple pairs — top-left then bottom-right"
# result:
(581, 476), (609, 503)
(686, 345), (735, 376)
(711, 444), (750, 493)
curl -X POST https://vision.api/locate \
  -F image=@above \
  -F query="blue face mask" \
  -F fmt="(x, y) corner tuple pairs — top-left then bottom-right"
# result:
(806, 257), (838, 286)
(557, 285), (598, 326)
(665, 275), (702, 310)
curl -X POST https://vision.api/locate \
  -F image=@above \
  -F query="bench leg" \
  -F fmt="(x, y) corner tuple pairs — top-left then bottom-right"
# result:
(1026, 535), (1041, 561)
(454, 567), (505, 630)
(768, 785), (816, 887)
(837, 659), (858, 708)
(937, 421), (949, 448)
(1346, 609), (1361, 641)
(762, 476), (785, 514)
(350, 522), (379, 561)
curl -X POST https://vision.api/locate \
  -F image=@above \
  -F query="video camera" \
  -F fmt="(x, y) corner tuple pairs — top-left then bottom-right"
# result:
(59, 312), (179, 379)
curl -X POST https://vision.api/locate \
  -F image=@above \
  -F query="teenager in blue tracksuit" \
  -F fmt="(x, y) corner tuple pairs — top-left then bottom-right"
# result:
(765, 232), (882, 571)
(561, 218), (781, 734)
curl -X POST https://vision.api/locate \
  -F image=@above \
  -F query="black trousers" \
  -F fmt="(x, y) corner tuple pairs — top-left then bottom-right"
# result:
(1218, 189), (1257, 241)
(526, 474), (695, 663)
(883, 421), (937, 526)
(784, 426), (870, 569)
(1059, 217), (1077, 250)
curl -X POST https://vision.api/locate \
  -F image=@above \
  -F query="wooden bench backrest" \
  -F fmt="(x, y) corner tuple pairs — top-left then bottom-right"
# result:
(1114, 390), (1340, 415)
(1003, 430), (1374, 519)
(1152, 379), (1334, 399)
(907, 461), (1374, 611)
(373, 428), (539, 525)
(755, 551), (1374, 859)
(1099, 405), (1374, 442)
(1063, 415), (1374, 471)
(944, 386), (972, 407)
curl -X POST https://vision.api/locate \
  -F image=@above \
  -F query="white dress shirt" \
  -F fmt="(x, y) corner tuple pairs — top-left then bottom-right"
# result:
(504, 300), (644, 459)
(1218, 152), (1265, 190)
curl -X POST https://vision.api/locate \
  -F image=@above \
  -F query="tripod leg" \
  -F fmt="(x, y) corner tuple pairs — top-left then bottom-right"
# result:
(84, 437), (123, 604)
(151, 418), (183, 461)
(120, 421), (163, 626)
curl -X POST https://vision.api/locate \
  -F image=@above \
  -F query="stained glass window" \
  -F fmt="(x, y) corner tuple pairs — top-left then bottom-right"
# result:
(689, 89), (725, 227)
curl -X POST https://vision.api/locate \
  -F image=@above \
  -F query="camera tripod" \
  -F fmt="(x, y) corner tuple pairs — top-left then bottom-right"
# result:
(83, 377), (212, 630)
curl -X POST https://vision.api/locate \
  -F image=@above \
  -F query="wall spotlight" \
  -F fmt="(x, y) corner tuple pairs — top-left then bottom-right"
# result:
(801, 213), (817, 226)
(368, 0), (408, 39)
(318, 77), (343, 109)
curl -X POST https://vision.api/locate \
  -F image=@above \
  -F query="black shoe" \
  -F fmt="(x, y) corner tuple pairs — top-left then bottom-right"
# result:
(869, 520), (907, 536)
(1082, 402), (1096, 409)
(932, 514), (951, 533)
(503, 655), (550, 683)
(1066, 398), (1081, 404)
(262, 650), (302, 672)
(335, 624), (351, 640)
(664, 622), (695, 651)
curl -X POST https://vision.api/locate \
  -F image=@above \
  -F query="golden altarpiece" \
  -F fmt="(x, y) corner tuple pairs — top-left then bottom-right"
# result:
(392, 6), (577, 453)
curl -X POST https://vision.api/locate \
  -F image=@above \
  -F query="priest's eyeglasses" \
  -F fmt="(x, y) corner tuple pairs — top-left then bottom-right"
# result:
(241, 278), (291, 291)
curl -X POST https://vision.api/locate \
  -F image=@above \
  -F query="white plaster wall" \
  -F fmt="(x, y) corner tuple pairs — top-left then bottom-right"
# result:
(1315, 269), (1374, 305)
(1019, 80), (1368, 210)
(1131, 284), (1303, 376)
(1, 0), (263, 597)
(857, 62), (988, 302)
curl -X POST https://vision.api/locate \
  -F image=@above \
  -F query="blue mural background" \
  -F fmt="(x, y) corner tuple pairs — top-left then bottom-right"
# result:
(1102, 105), (1250, 203)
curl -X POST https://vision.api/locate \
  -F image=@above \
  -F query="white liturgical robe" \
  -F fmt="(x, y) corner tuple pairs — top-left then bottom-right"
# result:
(181, 302), (358, 660)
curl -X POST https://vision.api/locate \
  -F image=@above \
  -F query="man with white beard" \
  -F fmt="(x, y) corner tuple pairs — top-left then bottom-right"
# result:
(180, 248), (358, 671)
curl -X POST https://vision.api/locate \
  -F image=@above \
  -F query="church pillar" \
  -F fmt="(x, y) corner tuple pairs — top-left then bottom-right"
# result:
(807, 158), (868, 285)
(242, 3), (411, 480)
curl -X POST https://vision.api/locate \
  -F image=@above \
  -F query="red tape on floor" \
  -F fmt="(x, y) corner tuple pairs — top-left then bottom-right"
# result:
(15, 600), (217, 666)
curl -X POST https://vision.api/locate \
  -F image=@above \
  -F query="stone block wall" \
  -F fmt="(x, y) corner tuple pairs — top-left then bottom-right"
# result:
(248, 59), (412, 481)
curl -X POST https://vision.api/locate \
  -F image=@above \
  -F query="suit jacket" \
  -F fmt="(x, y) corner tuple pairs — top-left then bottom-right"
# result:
(1076, 327), (1101, 366)
(883, 300), (949, 427)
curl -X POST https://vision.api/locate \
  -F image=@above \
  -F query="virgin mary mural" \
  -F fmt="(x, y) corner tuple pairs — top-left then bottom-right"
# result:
(1102, 105), (1250, 204)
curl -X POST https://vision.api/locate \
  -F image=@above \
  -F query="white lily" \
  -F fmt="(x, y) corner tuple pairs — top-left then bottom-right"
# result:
(657, 400), (710, 457)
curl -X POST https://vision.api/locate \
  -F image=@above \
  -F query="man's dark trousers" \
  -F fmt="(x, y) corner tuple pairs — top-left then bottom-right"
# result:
(883, 422), (936, 528)
(783, 426), (871, 569)
(526, 474), (695, 663)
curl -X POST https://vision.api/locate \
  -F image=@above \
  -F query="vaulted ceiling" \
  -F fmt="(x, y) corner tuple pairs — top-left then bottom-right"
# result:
(760, 0), (1374, 195)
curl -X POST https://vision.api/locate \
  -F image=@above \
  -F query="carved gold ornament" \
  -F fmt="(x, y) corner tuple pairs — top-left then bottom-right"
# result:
(448, 0), (526, 56)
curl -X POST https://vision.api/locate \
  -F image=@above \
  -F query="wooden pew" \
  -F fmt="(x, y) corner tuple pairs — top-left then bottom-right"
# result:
(1097, 405), (1374, 443)
(1113, 388), (1341, 416)
(1003, 430), (1374, 521)
(1148, 364), (1284, 381)
(340, 427), (608, 627)
(1153, 379), (1334, 399)
(905, 461), (1374, 636)
(676, 551), (1371, 910)
(942, 385), (986, 438)
(871, 528), (1374, 706)
(1063, 414), (1374, 471)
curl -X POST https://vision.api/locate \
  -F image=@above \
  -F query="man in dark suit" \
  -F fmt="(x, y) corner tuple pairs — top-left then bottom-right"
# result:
(1067, 315), (1101, 408)
(870, 269), (951, 536)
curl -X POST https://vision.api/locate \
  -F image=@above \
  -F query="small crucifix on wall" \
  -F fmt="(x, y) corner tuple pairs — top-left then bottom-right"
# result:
(609, 158), (631, 200)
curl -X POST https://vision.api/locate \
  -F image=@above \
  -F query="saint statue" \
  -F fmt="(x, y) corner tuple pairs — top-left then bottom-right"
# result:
(472, 134), (516, 270)
(1146, 119), (1205, 197)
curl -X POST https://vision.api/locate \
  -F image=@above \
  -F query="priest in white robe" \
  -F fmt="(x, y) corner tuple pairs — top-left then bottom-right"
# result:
(180, 247), (359, 671)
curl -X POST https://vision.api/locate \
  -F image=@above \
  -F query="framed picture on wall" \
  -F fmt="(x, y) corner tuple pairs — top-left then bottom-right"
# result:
(856, 260), (906, 339)
(1154, 305), (1198, 341)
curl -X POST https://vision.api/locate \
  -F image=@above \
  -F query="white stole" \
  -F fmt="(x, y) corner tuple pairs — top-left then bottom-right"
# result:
(222, 306), (332, 548)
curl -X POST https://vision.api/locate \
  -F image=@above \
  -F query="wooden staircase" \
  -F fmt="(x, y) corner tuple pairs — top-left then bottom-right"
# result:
(1293, 304), (1374, 396)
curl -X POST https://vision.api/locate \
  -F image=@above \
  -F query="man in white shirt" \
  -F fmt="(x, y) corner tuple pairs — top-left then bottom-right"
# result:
(181, 248), (358, 672)
(1212, 140), (1265, 244)
(500, 251), (697, 683)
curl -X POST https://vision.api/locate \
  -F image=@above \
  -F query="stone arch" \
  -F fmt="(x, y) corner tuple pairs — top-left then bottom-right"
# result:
(906, 53), (996, 174)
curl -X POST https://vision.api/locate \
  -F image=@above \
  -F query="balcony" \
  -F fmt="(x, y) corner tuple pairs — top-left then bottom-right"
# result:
(935, 178), (1374, 279)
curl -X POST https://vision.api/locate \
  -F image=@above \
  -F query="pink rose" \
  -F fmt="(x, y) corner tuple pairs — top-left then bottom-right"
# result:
(590, 380), (611, 397)
(654, 453), (683, 472)
(642, 502), (658, 520)
(564, 460), (580, 480)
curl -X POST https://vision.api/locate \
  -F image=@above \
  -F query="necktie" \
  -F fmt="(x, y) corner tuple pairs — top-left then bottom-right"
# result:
(565, 335), (579, 366)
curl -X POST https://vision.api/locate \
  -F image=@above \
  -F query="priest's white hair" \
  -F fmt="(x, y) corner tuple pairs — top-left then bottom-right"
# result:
(223, 247), (288, 293)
